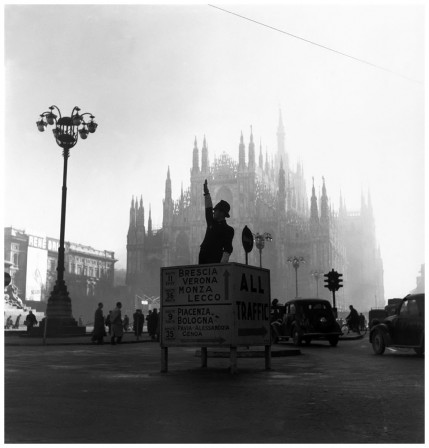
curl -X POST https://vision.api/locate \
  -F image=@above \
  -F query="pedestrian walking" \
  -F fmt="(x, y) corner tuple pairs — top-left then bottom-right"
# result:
(147, 310), (153, 338)
(133, 309), (145, 340)
(24, 310), (37, 334)
(5, 316), (13, 329)
(91, 302), (106, 345)
(198, 179), (234, 264)
(110, 302), (123, 345)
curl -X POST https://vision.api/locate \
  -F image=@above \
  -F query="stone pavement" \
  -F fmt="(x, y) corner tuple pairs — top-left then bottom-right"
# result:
(4, 332), (423, 444)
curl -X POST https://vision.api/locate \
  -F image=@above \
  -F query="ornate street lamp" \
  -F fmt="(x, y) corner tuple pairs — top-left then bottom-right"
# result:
(254, 232), (272, 268)
(36, 105), (98, 335)
(311, 270), (323, 298)
(287, 256), (305, 298)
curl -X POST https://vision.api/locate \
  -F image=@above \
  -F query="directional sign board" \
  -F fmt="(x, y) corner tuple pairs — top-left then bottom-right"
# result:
(160, 262), (271, 348)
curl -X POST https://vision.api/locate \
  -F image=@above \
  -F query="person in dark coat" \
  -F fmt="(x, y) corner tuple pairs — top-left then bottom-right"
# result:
(92, 302), (106, 344)
(346, 305), (360, 333)
(133, 309), (145, 340)
(147, 310), (153, 338)
(110, 302), (123, 345)
(152, 308), (160, 342)
(25, 310), (37, 334)
(198, 179), (234, 264)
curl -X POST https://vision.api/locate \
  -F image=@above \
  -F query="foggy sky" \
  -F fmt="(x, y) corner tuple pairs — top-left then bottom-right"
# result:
(3, 2), (425, 302)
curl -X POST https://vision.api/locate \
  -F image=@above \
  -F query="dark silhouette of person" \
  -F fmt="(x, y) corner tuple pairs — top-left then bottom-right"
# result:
(25, 310), (37, 334)
(110, 302), (123, 345)
(346, 305), (360, 333)
(133, 309), (145, 340)
(198, 179), (234, 264)
(92, 302), (106, 345)
(148, 308), (160, 341)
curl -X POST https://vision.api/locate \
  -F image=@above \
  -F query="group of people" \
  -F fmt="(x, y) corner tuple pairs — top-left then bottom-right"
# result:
(91, 302), (160, 345)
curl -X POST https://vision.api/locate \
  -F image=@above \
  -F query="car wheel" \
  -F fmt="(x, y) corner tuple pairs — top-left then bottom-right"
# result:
(372, 330), (386, 355)
(329, 336), (339, 347)
(304, 337), (311, 345)
(292, 327), (302, 346)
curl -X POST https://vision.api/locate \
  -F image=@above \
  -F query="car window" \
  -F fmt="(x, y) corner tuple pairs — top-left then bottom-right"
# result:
(399, 300), (409, 316)
(308, 303), (327, 310)
(408, 299), (419, 316)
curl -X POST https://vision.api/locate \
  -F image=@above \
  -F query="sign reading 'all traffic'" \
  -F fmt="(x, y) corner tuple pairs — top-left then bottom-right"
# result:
(160, 262), (271, 347)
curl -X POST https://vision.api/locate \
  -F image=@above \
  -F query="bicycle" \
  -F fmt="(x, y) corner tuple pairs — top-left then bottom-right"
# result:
(341, 321), (367, 337)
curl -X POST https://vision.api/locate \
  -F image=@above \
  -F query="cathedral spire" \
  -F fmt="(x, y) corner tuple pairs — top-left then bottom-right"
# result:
(165, 166), (172, 201)
(238, 131), (246, 170)
(320, 176), (329, 223)
(248, 126), (255, 170)
(277, 107), (287, 172)
(277, 158), (286, 213)
(310, 177), (319, 224)
(202, 135), (208, 172)
(129, 196), (136, 228)
(148, 203), (153, 236)
(192, 136), (199, 174)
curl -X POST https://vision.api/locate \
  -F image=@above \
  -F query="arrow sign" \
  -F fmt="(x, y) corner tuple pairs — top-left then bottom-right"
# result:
(223, 270), (230, 301)
(238, 327), (268, 337)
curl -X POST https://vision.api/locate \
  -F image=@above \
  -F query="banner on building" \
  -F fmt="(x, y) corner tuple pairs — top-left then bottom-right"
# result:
(26, 235), (48, 301)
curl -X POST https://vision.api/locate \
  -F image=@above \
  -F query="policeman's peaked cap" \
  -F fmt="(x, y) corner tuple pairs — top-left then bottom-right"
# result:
(214, 200), (231, 218)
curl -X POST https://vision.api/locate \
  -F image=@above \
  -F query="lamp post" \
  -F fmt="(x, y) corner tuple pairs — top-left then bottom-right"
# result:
(254, 232), (272, 268)
(287, 256), (305, 298)
(36, 105), (98, 335)
(311, 270), (323, 298)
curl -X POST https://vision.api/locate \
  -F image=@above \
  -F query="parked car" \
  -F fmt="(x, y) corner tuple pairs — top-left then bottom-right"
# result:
(369, 293), (424, 355)
(271, 298), (342, 346)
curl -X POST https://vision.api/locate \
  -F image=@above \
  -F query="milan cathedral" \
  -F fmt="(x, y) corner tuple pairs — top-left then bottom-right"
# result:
(126, 111), (384, 313)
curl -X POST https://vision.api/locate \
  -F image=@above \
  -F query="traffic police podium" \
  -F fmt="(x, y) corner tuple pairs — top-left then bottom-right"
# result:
(160, 262), (271, 373)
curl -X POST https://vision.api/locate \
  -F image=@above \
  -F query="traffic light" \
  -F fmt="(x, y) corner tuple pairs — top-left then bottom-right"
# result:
(335, 272), (343, 290)
(324, 270), (336, 291)
(324, 269), (343, 291)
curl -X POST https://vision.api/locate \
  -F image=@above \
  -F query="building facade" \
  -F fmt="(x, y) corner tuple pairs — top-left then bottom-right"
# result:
(4, 227), (117, 309)
(126, 112), (384, 312)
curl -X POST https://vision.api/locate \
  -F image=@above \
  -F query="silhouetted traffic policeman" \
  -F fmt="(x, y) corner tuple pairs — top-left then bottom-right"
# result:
(198, 179), (234, 264)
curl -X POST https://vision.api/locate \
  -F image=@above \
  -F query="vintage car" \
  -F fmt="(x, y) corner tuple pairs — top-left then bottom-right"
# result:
(369, 293), (425, 355)
(271, 298), (342, 346)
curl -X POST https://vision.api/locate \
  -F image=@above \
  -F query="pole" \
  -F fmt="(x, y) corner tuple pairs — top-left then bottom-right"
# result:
(295, 266), (298, 298)
(57, 148), (69, 283)
(316, 278), (319, 298)
(259, 248), (262, 268)
(332, 290), (337, 318)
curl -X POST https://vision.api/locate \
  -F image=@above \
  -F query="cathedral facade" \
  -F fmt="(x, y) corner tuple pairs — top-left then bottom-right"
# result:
(126, 113), (384, 313)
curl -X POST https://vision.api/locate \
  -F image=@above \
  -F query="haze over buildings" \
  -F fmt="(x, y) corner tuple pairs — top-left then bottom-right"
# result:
(3, 3), (425, 301)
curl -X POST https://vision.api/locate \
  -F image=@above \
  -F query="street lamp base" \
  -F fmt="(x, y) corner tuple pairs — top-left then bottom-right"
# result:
(30, 279), (86, 337)
(33, 317), (86, 337)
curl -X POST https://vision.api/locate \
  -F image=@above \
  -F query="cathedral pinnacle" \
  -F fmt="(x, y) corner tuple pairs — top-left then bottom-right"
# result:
(192, 137), (199, 173)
